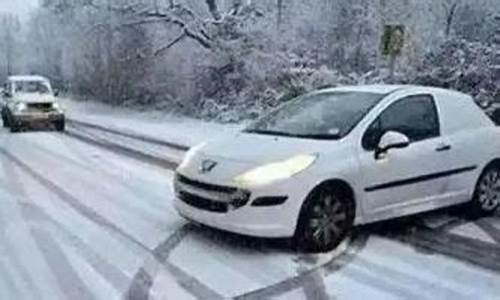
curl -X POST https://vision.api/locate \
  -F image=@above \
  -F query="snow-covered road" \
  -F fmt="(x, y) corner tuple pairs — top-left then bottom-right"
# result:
(1, 125), (500, 299)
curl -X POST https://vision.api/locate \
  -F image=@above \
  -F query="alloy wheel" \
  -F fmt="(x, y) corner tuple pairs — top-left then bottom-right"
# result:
(478, 169), (500, 211)
(306, 191), (348, 248)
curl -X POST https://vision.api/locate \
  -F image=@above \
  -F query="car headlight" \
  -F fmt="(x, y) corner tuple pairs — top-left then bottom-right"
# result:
(52, 102), (61, 110)
(15, 102), (27, 112)
(178, 142), (207, 169)
(234, 154), (317, 187)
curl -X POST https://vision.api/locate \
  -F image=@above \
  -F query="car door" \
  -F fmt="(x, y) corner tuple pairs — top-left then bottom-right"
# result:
(357, 94), (455, 221)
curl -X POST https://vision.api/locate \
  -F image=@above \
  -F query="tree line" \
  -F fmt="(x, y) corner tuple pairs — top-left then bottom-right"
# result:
(1, 0), (499, 121)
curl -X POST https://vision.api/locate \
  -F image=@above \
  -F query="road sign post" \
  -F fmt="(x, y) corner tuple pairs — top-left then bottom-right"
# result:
(381, 25), (405, 83)
(494, 16), (500, 79)
(493, 15), (500, 103)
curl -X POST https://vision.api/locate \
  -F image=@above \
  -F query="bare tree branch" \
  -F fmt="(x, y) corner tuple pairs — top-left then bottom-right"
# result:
(154, 32), (186, 56)
(138, 11), (213, 49)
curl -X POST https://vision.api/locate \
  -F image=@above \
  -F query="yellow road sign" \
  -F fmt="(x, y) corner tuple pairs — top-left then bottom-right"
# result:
(381, 25), (405, 56)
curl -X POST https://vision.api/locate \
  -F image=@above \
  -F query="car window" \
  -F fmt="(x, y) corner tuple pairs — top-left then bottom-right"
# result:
(362, 95), (440, 150)
(245, 92), (384, 140)
(14, 81), (51, 94)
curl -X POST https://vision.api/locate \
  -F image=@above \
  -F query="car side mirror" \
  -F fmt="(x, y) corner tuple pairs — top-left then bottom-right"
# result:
(375, 131), (410, 159)
(54, 90), (60, 97)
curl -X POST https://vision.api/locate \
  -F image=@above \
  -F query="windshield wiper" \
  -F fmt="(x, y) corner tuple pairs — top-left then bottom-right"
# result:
(293, 133), (341, 140)
(244, 129), (340, 140)
(244, 129), (297, 138)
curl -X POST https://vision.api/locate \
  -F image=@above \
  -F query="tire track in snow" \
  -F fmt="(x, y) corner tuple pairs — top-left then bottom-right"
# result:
(0, 147), (91, 299)
(66, 119), (189, 151)
(21, 133), (174, 226)
(31, 227), (95, 300)
(61, 122), (352, 299)
(0, 147), (222, 300)
(126, 224), (224, 300)
(474, 218), (500, 245)
(126, 226), (192, 300)
(16, 124), (500, 298)
(64, 130), (179, 170)
(234, 232), (369, 299)
(388, 224), (500, 273)
(21, 201), (131, 296)
(0, 147), (152, 252)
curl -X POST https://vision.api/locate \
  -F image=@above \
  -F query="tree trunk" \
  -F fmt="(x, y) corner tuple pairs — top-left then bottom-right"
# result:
(277, 0), (283, 29)
(445, 3), (458, 38)
(205, 0), (221, 21)
(106, 0), (114, 102)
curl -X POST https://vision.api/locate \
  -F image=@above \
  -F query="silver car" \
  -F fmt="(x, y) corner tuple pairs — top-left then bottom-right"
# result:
(1, 75), (65, 133)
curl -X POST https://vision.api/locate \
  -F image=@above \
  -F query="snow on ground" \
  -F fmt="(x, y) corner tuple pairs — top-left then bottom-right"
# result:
(0, 129), (357, 299)
(60, 97), (244, 148)
(0, 99), (500, 299)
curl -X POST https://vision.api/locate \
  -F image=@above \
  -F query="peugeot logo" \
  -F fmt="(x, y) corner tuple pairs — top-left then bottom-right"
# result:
(200, 159), (218, 174)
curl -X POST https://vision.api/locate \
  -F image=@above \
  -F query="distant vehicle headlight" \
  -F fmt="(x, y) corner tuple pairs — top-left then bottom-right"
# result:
(14, 102), (27, 112)
(234, 154), (318, 187)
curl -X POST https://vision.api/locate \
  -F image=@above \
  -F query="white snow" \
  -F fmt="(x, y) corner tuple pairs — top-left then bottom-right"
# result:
(60, 97), (243, 148)
(450, 223), (497, 244)
(0, 100), (500, 299)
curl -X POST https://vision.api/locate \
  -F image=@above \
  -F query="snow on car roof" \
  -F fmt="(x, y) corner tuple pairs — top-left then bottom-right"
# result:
(8, 75), (49, 82)
(319, 84), (469, 98)
(321, 84), (412, 95)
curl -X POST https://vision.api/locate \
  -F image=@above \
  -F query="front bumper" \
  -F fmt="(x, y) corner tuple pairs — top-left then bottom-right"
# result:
(173, 173), (311, 238)
(12, 112), (64, 124)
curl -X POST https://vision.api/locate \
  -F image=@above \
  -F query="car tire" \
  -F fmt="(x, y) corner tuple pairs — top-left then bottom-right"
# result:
(294, 184), (355, 253)
(1, 109), (8, 128)
(470, 164), (500, 216)
(10, 122), (20, 133)
(55, 119), (65, 132)
(1, 116), (7, 128)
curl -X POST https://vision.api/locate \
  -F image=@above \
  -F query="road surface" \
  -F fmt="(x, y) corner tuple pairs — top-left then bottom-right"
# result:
(0, 125), (500, 300)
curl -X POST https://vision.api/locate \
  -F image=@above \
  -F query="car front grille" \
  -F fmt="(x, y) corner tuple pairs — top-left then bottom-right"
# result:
(178, 191), (229, 213)
(177, 174), (238, 194)
(27, 103), (53, 112)
(175, 174), (250, 213)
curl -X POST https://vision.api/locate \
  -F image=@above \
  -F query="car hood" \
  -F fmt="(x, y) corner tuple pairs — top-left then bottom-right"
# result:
(178, 132), (342, 183)
(200, 132), (336, 163)
(13, 93), (55, 103)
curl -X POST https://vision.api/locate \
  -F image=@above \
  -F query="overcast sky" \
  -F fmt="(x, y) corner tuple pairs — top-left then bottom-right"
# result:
(0, 0), (38, 19)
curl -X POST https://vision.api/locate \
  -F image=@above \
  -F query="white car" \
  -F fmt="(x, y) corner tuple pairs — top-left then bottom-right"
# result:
(1, 75), (65, 132)
(174, 85), (500, 252)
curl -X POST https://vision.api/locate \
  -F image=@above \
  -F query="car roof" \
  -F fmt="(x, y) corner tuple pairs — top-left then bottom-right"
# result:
(8, 75), (49, 82)
(317, 84), (467, 96)
(320, 84), (410, 94)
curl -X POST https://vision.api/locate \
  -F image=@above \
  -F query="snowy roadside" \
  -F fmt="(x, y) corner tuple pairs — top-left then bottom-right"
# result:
(59, 97), (245, 148)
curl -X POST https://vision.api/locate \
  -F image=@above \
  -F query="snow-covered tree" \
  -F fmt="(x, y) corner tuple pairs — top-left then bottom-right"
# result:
(18, 0), (500, 121)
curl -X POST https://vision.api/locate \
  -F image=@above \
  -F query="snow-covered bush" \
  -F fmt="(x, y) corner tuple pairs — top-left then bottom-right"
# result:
(415, 39), (498, 103)
(22, 0), (500, 123)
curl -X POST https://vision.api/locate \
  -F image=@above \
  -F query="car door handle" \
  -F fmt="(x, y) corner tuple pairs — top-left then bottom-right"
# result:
(435, 144), (452, 152)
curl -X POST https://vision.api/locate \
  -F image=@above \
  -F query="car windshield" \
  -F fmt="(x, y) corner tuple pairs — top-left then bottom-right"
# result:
(14, 81), (51, 94)
(245, 92), (384, 140)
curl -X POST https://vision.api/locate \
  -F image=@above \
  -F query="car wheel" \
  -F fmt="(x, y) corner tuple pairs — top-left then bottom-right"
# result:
(55, 119), (65, 132)
(10, 122), (20, 133)
(471, 165), (500, 215)
(295, 184), (354, 253)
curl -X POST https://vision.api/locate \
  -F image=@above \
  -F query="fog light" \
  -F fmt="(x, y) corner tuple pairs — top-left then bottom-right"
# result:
(228, 190), (251, 210)
(251, 196), (288, 207)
